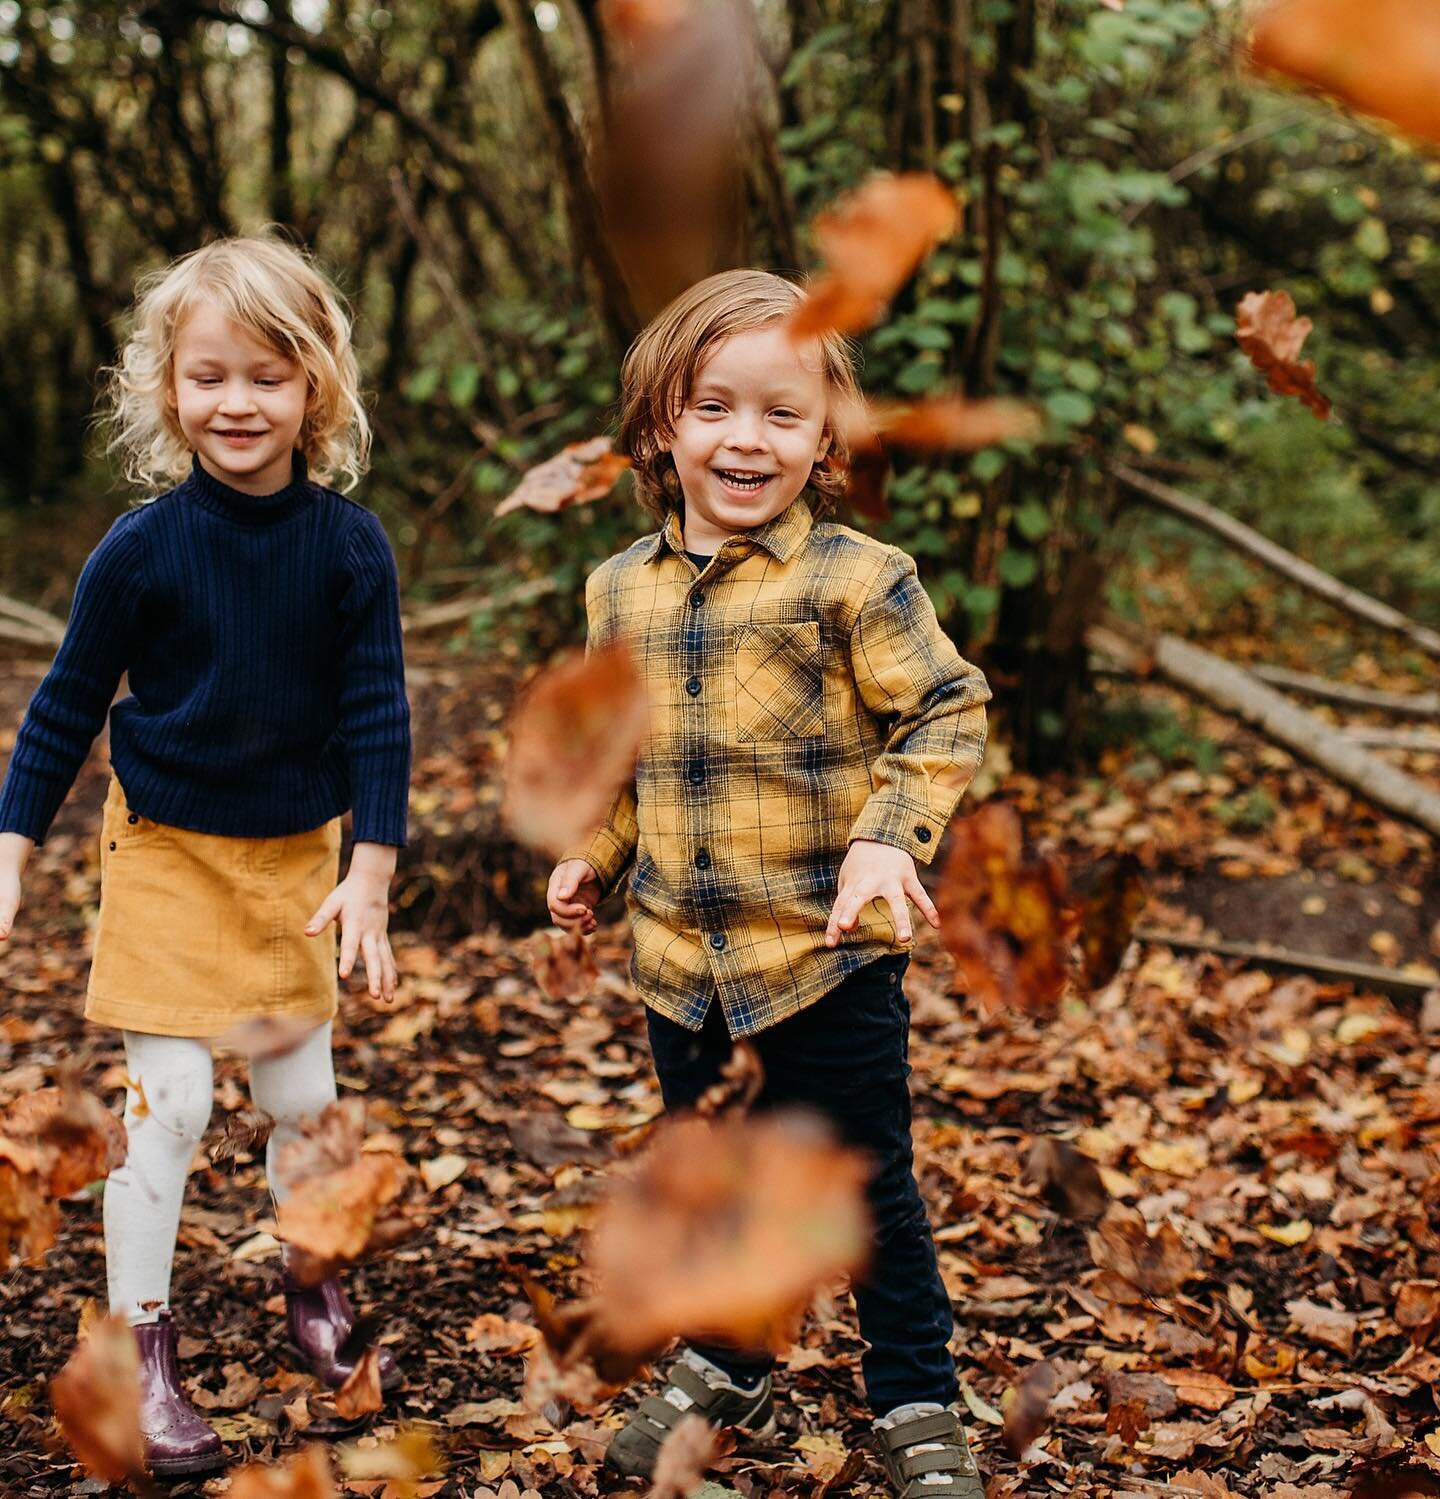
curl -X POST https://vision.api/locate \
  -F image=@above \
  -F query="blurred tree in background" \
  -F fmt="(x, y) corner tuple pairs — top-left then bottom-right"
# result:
(0, 0), (1435, 761)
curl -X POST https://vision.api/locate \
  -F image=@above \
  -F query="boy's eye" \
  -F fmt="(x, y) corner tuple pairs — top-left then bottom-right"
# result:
(694, 401), (726, 414)
(772, 409), (801, 421)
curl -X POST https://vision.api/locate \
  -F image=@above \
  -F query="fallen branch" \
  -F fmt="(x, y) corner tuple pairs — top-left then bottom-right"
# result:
(1250, 664), (1440, 720)
(1134, 926), (1437, 1003)
(1341, 728), (1440, 753)
(402, 576), (561, 637)
(1086, 620), (1440, 839)
(0, 592), (65, 648)
(1109, 462), (1440, 661)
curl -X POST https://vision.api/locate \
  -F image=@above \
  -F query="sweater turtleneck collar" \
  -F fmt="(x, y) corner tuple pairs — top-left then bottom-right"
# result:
(184, 452), (314, 524)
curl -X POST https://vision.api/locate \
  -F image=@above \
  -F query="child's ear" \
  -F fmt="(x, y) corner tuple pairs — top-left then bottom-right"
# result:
(814, 430), (833, 465)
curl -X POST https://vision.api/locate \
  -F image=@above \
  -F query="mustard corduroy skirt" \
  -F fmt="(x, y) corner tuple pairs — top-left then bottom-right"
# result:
(86, 779), (341, 1037)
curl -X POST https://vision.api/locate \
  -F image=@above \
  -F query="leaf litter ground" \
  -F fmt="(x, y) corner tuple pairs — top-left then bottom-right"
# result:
(0, 640), (1436, 1497)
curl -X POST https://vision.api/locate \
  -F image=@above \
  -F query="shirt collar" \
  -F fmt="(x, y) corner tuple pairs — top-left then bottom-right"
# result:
(184, 452), (314, 525)
(645, 497), (815, 566)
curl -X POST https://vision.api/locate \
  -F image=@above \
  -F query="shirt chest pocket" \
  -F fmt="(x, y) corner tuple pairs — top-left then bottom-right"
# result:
(735, 618), (824, 742)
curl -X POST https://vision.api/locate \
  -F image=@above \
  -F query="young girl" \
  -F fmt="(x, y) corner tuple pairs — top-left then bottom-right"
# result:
(0, 236), (411, 1476)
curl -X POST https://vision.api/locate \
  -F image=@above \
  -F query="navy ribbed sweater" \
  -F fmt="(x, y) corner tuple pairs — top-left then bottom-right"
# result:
(0, 457), (411, 847)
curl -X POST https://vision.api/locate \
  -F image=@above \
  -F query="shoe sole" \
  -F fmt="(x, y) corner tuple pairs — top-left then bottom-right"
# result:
(604, 1403), (778, 1478)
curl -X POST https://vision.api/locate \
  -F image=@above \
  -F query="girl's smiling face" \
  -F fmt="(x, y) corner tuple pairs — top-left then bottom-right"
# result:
(170, 300), (308, 495)
(665, 325), (831, 554)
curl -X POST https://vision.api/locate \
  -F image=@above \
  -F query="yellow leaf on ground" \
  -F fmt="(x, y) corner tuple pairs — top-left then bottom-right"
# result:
(1259, 1219), (1313, 1247)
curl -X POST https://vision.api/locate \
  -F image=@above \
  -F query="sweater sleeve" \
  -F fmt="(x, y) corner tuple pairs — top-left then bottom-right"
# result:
(0, 516), (145, 844)
(846, 549), (992, 863)
(336, 512), (411, 846)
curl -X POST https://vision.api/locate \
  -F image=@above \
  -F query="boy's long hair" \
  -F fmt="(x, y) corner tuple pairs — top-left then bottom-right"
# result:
(618, 269), (862, 525)
(101, 233), (370, 493)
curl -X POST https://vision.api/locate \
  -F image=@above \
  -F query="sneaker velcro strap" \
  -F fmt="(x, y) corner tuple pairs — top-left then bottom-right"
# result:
(635, 1394), (689, 1435)
(879, 1412), (959, 1451)
(667, 1363), (721, 1409)
(901, 1448), (968, 1480)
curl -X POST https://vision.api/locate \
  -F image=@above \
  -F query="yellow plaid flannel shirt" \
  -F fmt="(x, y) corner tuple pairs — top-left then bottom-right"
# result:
(576, 498), (991, 1037)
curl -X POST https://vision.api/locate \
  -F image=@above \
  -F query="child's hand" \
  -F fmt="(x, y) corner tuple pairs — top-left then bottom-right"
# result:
(825, 838), (940, 948)
(548, 859), (601, 934)
(0, 833), (34, 941)
(305, 841), (399, 1002)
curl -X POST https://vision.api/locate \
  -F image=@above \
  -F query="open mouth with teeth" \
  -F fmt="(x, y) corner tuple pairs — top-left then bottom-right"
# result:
(714, 468), (775, 492)
(212, 428), (267, 440)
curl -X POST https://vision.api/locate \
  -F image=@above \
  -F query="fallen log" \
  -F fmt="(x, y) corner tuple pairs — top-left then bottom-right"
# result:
(1133, 926), (1437, 1003)
(1341, 728), (1440, 753)
(1109, 462), (1440, 661)
(1086, 620), (1440, 839)
(402, 576), (560, 637)
(0, 592), (65, 649)
(1250, 664), (1440, 720)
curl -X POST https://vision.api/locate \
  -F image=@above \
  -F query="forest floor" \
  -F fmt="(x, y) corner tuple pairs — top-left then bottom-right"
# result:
(0, 611), (1437, 1498)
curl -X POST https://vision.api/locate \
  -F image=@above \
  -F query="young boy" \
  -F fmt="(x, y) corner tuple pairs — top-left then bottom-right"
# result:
(547, 269), (992, 1498)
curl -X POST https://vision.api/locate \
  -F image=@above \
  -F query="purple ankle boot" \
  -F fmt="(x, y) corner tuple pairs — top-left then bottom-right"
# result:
(133, 1311), (226, 1476)
(284, 1273), (402, 1391)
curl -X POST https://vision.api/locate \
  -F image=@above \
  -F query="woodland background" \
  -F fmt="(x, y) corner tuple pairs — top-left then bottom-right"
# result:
(1, 0), (1439, 1495)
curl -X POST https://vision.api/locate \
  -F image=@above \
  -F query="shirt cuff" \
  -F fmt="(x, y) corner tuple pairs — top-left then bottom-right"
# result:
(568, 825), (636, 900)
(848, 798), (945, 865)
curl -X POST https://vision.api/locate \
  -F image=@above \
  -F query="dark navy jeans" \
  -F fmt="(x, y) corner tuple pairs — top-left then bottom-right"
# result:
(645, 953), (957, 1415)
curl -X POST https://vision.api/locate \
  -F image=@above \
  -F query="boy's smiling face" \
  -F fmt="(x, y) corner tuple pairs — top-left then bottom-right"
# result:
(665, 325), (831, 555)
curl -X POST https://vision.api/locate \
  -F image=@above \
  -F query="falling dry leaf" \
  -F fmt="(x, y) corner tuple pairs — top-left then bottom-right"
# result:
(1072, 852), (1147, 991)
(1089, 1207), (1195, 1302)
(597, 0), (749, 316)
(502, 642), (650, 859)
(334, 1347), (384, 1419)
(530, 927), (600, 1001)
(337, 1426), (446, 1484)
(49, 1314), (144, 1483)
(1004, 1360), (1060, 1456)
(218, 1015), (333, 1060)
(528, 1112), (869, 1392)
(832, 395), (1043, 519)
(228, 1444), (340, 1499)
(0, 1081), (127, 1268)
(1023, 1137), (1111, 1221)
(210, 1107), (275, 1165)
(788, 174), (961, 338)
(647, 1413), (726, 1499)
(1248, 0), (1440, 145)
(495, 437), (631, 518)
(938, 803), (1079, 1014)
(1235, 290), (1331, 420)
(274, 1099), (422, 1286)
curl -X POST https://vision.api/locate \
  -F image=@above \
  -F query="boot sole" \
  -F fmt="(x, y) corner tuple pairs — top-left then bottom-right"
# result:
(147, 1447), (227, 1477)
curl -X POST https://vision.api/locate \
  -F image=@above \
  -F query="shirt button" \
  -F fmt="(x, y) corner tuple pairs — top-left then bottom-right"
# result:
(694, 849), (711, 870)
(690, 591), (705, 608)
(915, 826), (933, 844)
(687, 762), (705, 785)
(127, 813), (139, 824)
(108, 841), (117, 851)
(685, 676), (701, 697)
(710, 932), (726, 951)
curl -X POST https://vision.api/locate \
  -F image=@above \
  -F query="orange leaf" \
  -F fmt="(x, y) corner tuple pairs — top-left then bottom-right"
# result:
(1088, 1206), (1195, 1299)
(333, 1347), (384, 1420)
(274, 1099), (420, 1286)
(50, 1315), (145, 1483)
(1, 1084), (127, 1198)
(1248, 0), (1440, 145)
(502, 642), (650, 859)
(228, 1444), (340, 1499)
(495, 437), (631, 518)
(788, 174), (961, 338)
(530, 928), (600, 1001)
(1235, 290), (1331, 420)
(937, 803), (1078, 1015)
(650, 1414), (730, 1499)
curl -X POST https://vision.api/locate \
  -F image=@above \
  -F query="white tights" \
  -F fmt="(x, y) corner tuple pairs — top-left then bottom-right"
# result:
(104, 1022), (338, 1324)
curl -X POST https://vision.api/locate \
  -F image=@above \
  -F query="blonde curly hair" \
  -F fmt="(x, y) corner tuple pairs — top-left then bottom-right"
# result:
(102, 233), (370, 493)
(618, 269), (862, 524)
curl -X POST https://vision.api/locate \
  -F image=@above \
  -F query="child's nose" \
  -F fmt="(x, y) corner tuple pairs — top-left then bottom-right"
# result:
(217, 382), (257, 413)
(726, 414), (767, 451)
